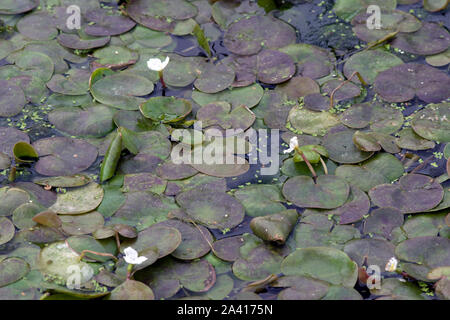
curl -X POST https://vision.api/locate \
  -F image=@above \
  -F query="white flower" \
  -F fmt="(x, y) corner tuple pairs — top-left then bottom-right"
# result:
(147, 57), (170, 72)
(283, 136), (299, 154)
(123, 247), (148, 265)
(385, 257), (398, 272)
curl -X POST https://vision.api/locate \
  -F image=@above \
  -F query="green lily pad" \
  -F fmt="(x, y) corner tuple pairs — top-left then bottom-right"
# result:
(426, 48), (450, 67)
(121, 173), (166, 194)
(13, 51), (54, 82)
(176, 187), (245, 230)
(57, 33), (110, 50)
(161, 54), (203, 88)
(0, 187), (30, 217)
(33, 174), (92, 188)
(282, 175), (350, 209)
(326, 185), (370, 224)
(371, 278), (425, 300)
(0, 153), (10, 170)
(322, 130), (374, 164)
(276, 77), (320, 101)
(0, 80), (26, 117)
(140, 96), (192, 123)
(0, 0), (39, 14)
(189, 155), (250, 178)
(369, 174), (444, 213)
(288, 108), (340, 136)
(281, 157), (337, 178)
(196, 102), (255, 131)
(212, 235), (245, 262)
(281, 247), (358, 287)
(128, 26), (173, 48)
(392, 23), (450, 56)
(60, 211), (105, 236)
(273, 275), (330, 300)
(12, 203), (40, 229)
(84, 8), (136, 37)
(343, 49), (404, 85)
(158, 219), (213, 260)
(363, 207), (404, 239)
(90, 68), (154, 110)
(91, 46), (139, 69)
(234, 184), (286, 217)
(192, 83), (264, 109)
(0, 217), (15, 245)
(353, 131), (400, 154)
(395, 236), (450, 270)
(37, 241), (94, 284)
(424, 0), (449, 12)
(288, 214), (360, 250)
(256, 49), (295, 85)
(344, 238), (396, 268)
(333, 0), (396, 21)
(126, 0), (198, 33)
(33, 137), (98, 176)
(396, 127), (436, 150)
(411, 103), (450, 143)
(303, 93), (331, 111)
(335, 152), (404, 192)
(0, 257), (30, 288)
(66, 235), (116, 263)
(46, 69), (91, 96)
(321, 286), (363, 300)
(250, 209), (298, 244)
(109, 280), (154, 300)
(278, 43), (336, 79)
(32, 211), (62, 229)
(135, 256), (215, 299)
(194, 62), (235, 93)
(49, 183), (104, 215)
(16, 12), (58, 41)
(224, 15), (296, 56)
(113, 110), (167, 134)
(232, 234), (285, 281)
(112, 191), (179, 231)
(48, 104), (116, 138)
(374, 63), (450, 103)
(352, 10), (422, 43)
(321, 79), (362, 103)
(12, 141), (38, 163)
(156, 161), (198, 181)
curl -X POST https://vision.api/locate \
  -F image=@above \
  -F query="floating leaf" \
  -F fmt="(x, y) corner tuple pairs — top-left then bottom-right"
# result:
(369, 174), (444, 214)
(282, 175), (350, 209)
(33, 174), (92, 188)
(176, 188), (245, 230)
(60, 211), (105, 236)
(100, 131), (122, 183)
(49, 183), (104, 215)
(322, 130), (374, 164)
(0, 187), (30, 217)
(411, 103), (450, 143)
(363, 207), (404, 239)
(84, 8), (136, 36)
(140, 97), (192, 123)
(374, 63), (450, 103)
(0, 217), (15, 246)
(288, 108), (340, 136)
(250, 209), (298, 244)
(281, 247), (358, 287)
(0, 80), (26, 117)
(0, 258), (30, 288)
(344, 238), (396, 268)
(256, 49), (295, 85)
(396, 127), (436, 150)
(109, 280), (154, 300)
(12, 142), (38, 163)
(234, 184), (286, 217)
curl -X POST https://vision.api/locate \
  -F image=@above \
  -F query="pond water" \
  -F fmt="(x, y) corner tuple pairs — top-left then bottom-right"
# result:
(0, 0), (449, 300)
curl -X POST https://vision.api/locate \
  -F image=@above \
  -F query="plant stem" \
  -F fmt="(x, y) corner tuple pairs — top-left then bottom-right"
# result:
(158, 70), (166, 89)
(8, 166), (16, 182)
(126, 264), (133, 280)
(319, 156), (328, 175)
(295, 147), (317, 182)
(329, 71), (367, 109)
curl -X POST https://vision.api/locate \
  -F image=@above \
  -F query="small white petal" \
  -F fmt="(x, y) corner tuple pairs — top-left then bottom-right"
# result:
(284, 136), (299, 154)
(124, 247), (138, 259)
(147, 57), (170, 72)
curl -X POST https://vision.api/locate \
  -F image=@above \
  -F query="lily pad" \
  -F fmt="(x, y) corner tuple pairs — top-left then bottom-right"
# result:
(333, 0), (396, 21)
(282, 175), (350, 209)
(250, 209), (298, 244)
(33, 137), (98, 176)
(85, 9), (136, 37)
(322, 130), (374, 164)
(426, 48), (450, 67)
(335, 152), (404, 192)
(0, 217), (15, 245)
(396, 127), (436, 150)
(46, 69), (90, 96)
(344, 238), (396, 268)
(176, 188), (245, 230)
(91, 46), (139, 69)
(256, 49), (295, 85)
(109, 280), (154, 300)
(57, 33), (110, 50)
(326, 185), (370, 224)
(368, 174), (444, 214)
(224, 15), (296, 56)
(343, 49), (404, 85)
(0, 257), (30, 288)
(90, 68), (154, 110)
(0, 0), (39, 15)
(48, 104), (116, 138)
(140, 97), (192, 123)
(374, 63), (450, 103)
(192, 83), (264, 109)
(287, 108), (340, 136)
(196, 102), (255, 132)
(363, 207), (404, 239)
(121, 173), (166, 194)
(48, 183), (104, 215)
(234, 184), (286, 217)
(392, 23), (450, 56)
(60, 211), (105, 236)
(135, 257), (215, 299)
(0, 80), (26, 117)
(281, 247), (358, 287)
(0, 187), (30, 217)
(411, 103), (450, 143)
(194, 62), (235, 94)
(33, 175), (92, 188)
(276, 77), (320, 101)
(16, 12), (58, 41)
